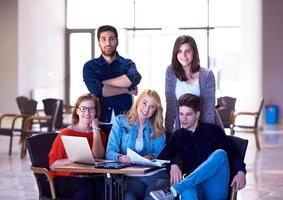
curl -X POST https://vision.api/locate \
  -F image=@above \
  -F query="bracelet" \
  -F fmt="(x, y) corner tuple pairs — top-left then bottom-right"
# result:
(92, 127), (101, 132)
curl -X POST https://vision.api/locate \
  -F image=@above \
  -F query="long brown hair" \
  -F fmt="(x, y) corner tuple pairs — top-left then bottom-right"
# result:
(71, 93), (100, 125)
(171, 35), (200, 81)
(126, 89), (165, 138)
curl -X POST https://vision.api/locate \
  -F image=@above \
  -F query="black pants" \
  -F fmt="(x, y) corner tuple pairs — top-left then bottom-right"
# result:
(54, 175), (105, 200)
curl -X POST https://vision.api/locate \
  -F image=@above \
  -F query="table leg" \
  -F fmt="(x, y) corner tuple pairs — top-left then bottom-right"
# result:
(114, 175), (124, 200)
(105, 173), (113, 200)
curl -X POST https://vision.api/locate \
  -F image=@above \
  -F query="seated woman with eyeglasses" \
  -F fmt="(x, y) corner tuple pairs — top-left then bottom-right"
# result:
(49, 93), (107, 200)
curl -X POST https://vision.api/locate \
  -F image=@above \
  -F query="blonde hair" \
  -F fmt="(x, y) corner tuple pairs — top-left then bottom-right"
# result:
(71, 93), (100, 125)
(126, 89), (165, 138)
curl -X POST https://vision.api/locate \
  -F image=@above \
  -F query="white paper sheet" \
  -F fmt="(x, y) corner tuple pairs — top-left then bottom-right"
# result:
(127, 148), (170, 167)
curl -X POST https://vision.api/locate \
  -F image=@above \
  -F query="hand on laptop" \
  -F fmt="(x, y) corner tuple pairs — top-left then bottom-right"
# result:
(118, 155), (132, 163)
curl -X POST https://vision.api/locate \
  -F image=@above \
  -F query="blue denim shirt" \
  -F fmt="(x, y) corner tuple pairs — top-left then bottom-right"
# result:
(83, 53), (142, 123)
(106, 115), (166, 161)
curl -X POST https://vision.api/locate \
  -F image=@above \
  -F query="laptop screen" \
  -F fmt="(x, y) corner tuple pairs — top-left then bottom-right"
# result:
(61, 135), (130, 169)
(61, 135), (96, 165)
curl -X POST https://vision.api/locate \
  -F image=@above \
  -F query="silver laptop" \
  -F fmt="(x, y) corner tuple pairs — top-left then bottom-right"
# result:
(61, 135), (130, 169)
(61, 135), (99, 165)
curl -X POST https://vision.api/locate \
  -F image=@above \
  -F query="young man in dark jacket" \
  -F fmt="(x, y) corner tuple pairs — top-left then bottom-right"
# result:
(150, 93), (246, 200)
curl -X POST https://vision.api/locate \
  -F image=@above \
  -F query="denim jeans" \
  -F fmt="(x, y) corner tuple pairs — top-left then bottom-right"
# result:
(173, 149), (230, 200)
(125, 170), (170, 200)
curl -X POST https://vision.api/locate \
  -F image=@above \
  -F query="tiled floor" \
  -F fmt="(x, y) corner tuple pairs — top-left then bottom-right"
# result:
(237, 125), (283, 200)
(0, 125), (283, 200)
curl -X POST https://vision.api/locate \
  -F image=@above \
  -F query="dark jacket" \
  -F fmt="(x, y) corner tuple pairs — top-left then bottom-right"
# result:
(159, 123), (246, 178)
(83, 53), (141, 123)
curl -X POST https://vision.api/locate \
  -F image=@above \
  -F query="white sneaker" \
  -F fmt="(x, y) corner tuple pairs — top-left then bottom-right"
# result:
(150, 187), (175, 200)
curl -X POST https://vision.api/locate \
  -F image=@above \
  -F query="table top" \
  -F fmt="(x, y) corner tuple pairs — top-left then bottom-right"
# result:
(50, 159), (160, 175)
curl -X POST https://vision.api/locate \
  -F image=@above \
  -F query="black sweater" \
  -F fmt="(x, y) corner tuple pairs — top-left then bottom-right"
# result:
(159, 123), (246, 178)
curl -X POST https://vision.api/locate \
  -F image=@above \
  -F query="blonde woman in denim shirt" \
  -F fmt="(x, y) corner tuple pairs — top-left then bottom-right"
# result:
(106, 89), (169, 200)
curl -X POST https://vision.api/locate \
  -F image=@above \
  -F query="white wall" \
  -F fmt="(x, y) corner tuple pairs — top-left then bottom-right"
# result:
(0, 0), (18, 114)
(18, 0), (66, 102)
(239, 0), (262, 112)
(0, 0), (65, 114)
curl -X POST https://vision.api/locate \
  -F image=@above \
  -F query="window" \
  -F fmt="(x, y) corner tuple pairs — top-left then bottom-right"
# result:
(66, 0), (242, 106)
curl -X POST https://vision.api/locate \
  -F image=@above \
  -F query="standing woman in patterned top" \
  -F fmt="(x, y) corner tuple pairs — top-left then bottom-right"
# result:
(165, 35), (222, 135)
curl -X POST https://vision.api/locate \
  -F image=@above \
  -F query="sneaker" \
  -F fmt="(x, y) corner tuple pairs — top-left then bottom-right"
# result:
(150, 187), (175, 200)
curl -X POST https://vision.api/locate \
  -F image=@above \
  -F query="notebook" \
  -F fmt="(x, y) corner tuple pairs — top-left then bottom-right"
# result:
(61, 135), (130, 169)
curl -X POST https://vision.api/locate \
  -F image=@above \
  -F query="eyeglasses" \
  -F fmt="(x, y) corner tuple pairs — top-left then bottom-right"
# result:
(78, 106), (96, 113)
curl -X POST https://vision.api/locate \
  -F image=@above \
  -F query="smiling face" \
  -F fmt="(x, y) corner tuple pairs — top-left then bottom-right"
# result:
(76, 99), (96, 126)
(137, 95), (158, 123)
(179, 105), (200, 131)
(177, 43), (194, 67)
(98, 31), (118, 58)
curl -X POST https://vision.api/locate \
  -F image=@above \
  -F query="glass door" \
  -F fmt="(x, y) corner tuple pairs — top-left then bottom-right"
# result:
(66, 29), (95, 105)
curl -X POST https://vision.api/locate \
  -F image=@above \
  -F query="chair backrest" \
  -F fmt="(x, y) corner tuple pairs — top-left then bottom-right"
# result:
(218, 96), (237, 110)
(226, 135), (248, 200)
(16, 96), (38, 129)
(26, 132), (58, 198)
(217, 96), (237, 128)
(16, 96), (29, 114)
(227, 135), (248, 161)
(16, 96), (38, 115)
(254, 99), (264, 127)
(25, 99), (38, 115)
(42, 98), (63, 131)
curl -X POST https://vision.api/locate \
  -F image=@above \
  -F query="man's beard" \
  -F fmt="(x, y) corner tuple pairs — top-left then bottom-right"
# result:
(101, 48), (116, 57)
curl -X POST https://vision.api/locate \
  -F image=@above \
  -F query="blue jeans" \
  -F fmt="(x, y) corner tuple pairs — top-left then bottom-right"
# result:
(172, 149), (230, 200)
(125, 170), (170, 200)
